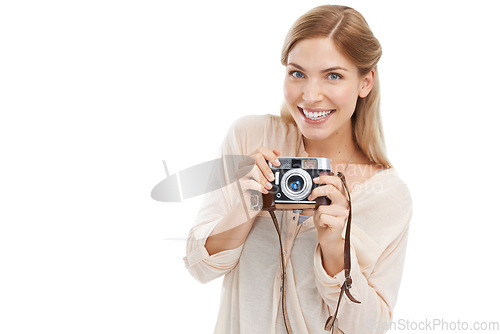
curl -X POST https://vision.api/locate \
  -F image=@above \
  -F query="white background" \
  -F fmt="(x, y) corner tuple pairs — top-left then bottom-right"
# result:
(1, 0), (499, 333)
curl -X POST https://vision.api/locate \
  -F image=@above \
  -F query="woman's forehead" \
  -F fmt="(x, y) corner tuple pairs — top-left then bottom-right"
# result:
(287, 37), (355, 72)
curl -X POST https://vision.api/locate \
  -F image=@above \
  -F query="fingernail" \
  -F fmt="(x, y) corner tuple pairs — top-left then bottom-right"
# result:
(268, 173), (275, 181)
(313, 177), (319, 182)
(266, 182), (272, 189)
(274, 159), (280, 166)
(263, 189), (269, 194)
(307, 195), (312, 200)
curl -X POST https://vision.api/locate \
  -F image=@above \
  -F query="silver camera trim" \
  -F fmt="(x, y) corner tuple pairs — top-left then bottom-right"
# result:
(268, 157), (331, 170)
(281, 168), (313, 201)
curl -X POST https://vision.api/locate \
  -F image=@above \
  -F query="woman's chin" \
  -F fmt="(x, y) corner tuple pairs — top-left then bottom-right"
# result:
(299, 129), (331, 142)
(292, 115), (336, 141)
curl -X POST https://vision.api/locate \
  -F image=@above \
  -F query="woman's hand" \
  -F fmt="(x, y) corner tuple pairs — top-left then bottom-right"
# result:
(206, 147), (282, 253)
(235, 147), (282, 212)
(308, 173), (349, 245)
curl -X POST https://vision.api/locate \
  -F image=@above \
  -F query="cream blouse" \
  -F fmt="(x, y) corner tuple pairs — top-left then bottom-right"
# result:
(184, 114), (412, 333)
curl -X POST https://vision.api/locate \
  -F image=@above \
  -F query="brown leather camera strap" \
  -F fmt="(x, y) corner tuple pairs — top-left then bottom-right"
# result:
(268, 171), (360, 334)
(269, 210), (293, 334)
(324, 171), (361, 332)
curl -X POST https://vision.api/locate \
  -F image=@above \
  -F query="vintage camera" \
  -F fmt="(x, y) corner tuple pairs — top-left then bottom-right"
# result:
(261, 157), (332, 211)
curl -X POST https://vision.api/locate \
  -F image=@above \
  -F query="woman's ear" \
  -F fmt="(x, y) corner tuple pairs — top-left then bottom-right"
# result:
(359, 69), (375, 98)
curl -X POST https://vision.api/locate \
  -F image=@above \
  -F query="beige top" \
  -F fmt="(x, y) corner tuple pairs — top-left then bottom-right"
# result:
(183, 114), (412, 334)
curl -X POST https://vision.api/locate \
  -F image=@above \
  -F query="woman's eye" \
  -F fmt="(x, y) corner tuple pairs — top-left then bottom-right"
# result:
(328, 73), (342, 80)
(290, 71), (304, 78)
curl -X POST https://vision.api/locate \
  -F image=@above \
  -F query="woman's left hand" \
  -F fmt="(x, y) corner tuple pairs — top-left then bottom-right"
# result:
(308, 173), (349, 245)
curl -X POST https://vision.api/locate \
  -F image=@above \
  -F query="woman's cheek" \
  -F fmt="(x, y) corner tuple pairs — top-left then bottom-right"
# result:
(283, 81), (298, 103)
(328, 87), (354, 108)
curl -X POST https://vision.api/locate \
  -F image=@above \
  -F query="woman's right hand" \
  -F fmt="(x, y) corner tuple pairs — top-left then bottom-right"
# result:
(235, 147), (282, 209)
(205, 147), (283, 254)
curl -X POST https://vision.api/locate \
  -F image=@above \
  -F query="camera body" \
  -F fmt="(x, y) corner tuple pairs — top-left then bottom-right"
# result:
(261, 157), (332, 211)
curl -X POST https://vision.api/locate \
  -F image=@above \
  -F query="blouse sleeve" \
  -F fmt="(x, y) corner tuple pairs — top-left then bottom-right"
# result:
(183, 115), (267, 284)
(313, 175), (413, 333)
(183, 216), (245, 284)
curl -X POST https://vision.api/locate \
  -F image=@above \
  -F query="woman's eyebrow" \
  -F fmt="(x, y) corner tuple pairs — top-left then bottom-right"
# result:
(287, 62), (348, 72)
(287, 62), (306, 71)
(320, 66), (348, 73)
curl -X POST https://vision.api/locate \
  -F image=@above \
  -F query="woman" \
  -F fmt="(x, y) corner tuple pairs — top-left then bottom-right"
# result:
(184, 5), (412, 333)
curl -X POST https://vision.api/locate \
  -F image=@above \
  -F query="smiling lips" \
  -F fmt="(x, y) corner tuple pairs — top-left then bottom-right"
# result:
(298, 107), (336, 122)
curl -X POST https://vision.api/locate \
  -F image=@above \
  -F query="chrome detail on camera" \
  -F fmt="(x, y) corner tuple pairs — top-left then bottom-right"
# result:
(317, 158), (331, 170)
(281, 168), (312, 201)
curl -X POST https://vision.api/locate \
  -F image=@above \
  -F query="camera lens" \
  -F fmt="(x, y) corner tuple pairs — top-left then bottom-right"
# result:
(281, 168), (313, 201)
(288, 175), (303, 192)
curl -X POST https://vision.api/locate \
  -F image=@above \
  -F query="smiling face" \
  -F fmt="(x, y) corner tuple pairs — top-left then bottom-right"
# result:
(283, 37), (374, 142)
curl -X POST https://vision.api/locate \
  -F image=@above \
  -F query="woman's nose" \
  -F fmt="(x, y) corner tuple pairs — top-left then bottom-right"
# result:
(302, 79), (323, 102)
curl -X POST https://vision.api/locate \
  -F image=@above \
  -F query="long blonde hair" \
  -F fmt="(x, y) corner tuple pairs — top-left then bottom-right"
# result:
(280, 5), (391, 168)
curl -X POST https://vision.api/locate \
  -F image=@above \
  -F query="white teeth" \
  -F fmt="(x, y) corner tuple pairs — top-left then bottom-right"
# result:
(301, 108), (333, 120)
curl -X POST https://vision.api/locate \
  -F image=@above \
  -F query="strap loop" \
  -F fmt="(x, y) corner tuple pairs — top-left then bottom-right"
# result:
(345, 275), (353, 290)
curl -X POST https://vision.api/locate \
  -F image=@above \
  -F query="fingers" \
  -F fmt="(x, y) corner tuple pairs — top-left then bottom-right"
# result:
(238, 165), (270, 193)
(313, 174), (345, 193)
(239, 178), (269, 194)
(236, 148), (280, 176)
(315, 205), (348, 220)
(313, 205), (348, 233)
(253, 147), (281, 181)
(314, 212), (345, 231)
(236, 147), (282, 195)
(308, 174), (348, 206)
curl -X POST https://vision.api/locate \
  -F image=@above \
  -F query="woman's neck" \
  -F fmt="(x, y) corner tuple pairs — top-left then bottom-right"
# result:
(303, 123), (363, 165)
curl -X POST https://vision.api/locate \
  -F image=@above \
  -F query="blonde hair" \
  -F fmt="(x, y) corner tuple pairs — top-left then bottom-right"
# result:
(280, 5), (391, 168)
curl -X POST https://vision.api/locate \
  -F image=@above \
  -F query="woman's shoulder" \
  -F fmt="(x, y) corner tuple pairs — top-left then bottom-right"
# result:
(379, 168), (412, 202)
(228, 114), (299, 149)
(352, 167), (412, 245)
(355, 168), (412, 206)
(353, 167), (412, 215)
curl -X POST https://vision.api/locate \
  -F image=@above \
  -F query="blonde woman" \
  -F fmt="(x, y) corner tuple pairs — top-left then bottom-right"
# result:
(184, 5), (412, 333)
